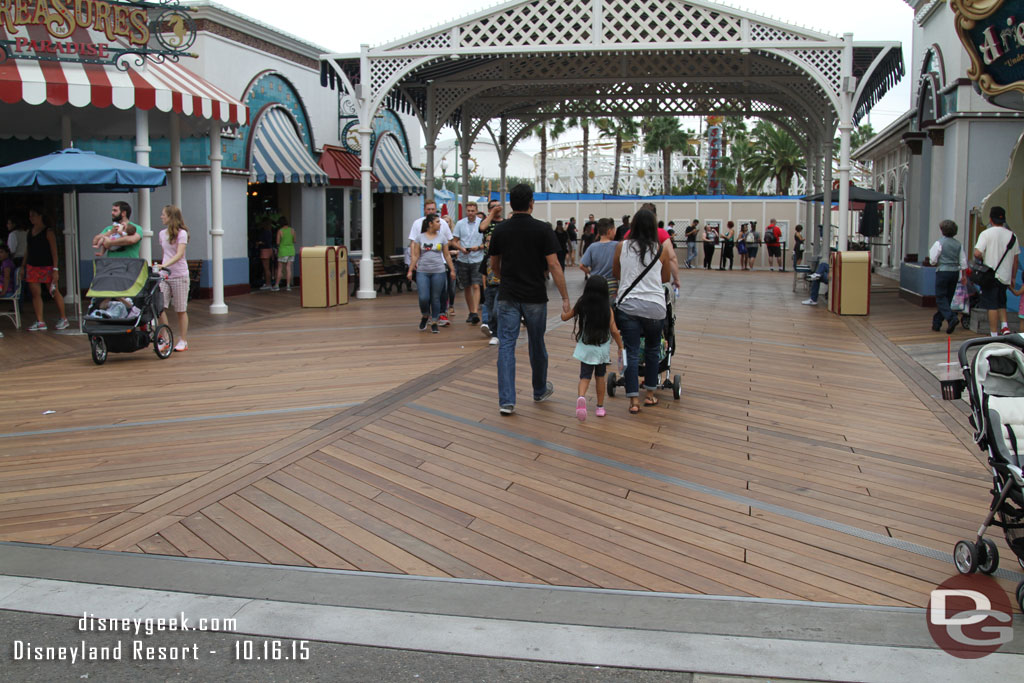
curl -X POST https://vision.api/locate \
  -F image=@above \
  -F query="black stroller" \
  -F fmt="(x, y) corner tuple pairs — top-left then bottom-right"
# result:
(607, 284), (682, 400)
(82, 258), (174, 365)
(942, 336), (1024, 611)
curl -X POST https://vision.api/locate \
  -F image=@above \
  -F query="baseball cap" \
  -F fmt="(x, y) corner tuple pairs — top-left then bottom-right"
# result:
(990, 206), (1006, 222)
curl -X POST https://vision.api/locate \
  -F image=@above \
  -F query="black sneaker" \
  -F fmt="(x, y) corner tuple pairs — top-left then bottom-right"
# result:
(947, 318), (959, 334)
(469, 313), (480, 324)
(431, 323), (439, 334)
(419, 317), (428, 331)
(499, 404), (515, 415)
(534, 381), (554, 402)
(466, 313), (475, 324)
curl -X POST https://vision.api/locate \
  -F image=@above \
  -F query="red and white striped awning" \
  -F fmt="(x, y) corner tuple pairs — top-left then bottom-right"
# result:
(0, 25), (247, 124)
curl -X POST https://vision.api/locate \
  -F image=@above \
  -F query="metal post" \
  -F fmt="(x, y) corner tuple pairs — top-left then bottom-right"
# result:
(209, 123), (228, 314)
(135, 108), (152, 263)
(170, 113), (182, 209)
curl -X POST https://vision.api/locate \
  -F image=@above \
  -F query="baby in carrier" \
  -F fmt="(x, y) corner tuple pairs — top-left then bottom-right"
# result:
(89, 296), (139, 319)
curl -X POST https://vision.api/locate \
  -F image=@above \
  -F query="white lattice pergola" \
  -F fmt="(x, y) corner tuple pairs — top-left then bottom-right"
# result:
(323, 0), (903, 298)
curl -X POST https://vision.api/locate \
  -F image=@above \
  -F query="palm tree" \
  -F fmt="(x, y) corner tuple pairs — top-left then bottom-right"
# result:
(717, 131), (756, 195)
(565, 115), (591, 193)
(595, 117), (637, 194)
(528, 118), (567, 192)
(746, 121), (806, 195)
(643, 117), (695, 194)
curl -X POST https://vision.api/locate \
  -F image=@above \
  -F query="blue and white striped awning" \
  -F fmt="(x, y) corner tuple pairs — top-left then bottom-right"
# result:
(250, 108), (328, 185)
(373, 135), (424, 195)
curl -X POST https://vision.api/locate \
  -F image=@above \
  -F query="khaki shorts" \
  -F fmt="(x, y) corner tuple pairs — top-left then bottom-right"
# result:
(159, 276), (190, 313)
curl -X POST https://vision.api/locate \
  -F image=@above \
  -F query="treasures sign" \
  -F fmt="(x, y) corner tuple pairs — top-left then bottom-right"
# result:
(953, 0), (1024, 109)
(0, 0), (196, 67)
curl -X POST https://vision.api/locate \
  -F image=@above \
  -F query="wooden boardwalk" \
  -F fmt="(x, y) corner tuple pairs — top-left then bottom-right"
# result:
(1, 268), (1018, 608)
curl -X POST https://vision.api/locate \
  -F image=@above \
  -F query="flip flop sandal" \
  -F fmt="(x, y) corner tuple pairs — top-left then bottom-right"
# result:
(643, 397), (659, 407)
(629, 404), (641, 414)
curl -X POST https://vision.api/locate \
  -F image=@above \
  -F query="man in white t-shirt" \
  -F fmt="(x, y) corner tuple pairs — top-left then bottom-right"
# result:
(408, 199), (454, 324)
(452, 202), (484, 324)
(974, 205), (1018, 336)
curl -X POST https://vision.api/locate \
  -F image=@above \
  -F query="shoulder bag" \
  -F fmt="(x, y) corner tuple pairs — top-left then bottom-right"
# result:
(970, 232), (1016, 289)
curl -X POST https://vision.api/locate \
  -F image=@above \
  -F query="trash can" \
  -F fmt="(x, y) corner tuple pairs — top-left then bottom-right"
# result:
(829, 250), (870, 315)
(300, 246), (340, 307)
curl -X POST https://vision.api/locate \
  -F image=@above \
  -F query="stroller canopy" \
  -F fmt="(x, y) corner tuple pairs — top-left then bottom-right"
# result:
(86, 258), (149, 298)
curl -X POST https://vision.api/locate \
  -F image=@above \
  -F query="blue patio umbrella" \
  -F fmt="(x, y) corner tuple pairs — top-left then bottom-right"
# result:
(0, 148), (166, 193)
(0, 148), (167, 333)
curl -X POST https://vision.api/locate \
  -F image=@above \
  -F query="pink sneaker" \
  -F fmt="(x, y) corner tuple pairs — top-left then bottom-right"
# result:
(575, 397), (587, 422)
(595, 406), (606, 417)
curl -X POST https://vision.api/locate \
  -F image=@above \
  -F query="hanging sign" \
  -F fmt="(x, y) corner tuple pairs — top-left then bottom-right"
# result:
(952, 0), (1024, 109)
(0, 0), (197, 68)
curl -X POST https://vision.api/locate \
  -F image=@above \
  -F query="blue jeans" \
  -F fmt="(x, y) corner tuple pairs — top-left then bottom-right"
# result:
(482, 285), (499, 336)
(934, 270), (959, 327)
(809, 261), (829, 302)
(496, 299), (548, 407)
(686, 242), (697, 268)
(617, 310), (663, 397)
(415, 271), (447, 320)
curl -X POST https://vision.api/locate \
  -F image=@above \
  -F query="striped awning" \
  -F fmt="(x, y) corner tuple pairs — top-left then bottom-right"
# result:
(0, 26), (246, 124)
(373, 135), (424, 195)
(250, 108), (327, 185)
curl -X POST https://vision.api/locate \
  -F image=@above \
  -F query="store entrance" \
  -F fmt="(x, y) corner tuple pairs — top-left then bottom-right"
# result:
(247, 183), (292, 289)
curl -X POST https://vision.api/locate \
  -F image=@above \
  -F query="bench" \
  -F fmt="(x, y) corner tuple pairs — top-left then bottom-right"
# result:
(351, 256), (405, 295)
(187, 260), (203, 301)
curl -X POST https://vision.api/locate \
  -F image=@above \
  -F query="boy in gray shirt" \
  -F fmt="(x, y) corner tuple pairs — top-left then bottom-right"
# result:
(580, 218), (619, 297)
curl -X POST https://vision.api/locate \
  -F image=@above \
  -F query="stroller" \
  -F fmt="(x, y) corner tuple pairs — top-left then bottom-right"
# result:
(942, 336), (1024, 612)
(82, 258), (174, 365)
(607, 284), (682, 400)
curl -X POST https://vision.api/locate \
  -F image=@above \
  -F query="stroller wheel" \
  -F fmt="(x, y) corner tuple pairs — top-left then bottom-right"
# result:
(607, 372), (617, 398)
(978, 539), (999, 575)
(953, 540), (978, 574)
(90, 336), (107, 366)
(672, 374), (681, 400)
(1017, 582), (1024, 614)
(154, 324), (173, 360)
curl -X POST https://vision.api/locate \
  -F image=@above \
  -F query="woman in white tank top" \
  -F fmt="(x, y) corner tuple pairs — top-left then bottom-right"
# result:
(612, 209), (671, 414)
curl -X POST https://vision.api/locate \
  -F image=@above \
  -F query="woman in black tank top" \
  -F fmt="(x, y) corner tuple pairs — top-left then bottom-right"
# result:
(23, 208), (68, 331)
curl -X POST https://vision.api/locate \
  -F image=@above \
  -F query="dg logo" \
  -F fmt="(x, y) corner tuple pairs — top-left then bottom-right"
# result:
(927, 574), (1014, 659)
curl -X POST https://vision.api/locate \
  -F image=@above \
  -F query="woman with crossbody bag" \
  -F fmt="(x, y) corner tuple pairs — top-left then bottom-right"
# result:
(613, 209), (671, 415)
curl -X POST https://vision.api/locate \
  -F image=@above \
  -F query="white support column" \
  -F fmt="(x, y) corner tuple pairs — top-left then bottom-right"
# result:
(208, 123), (228, 315)
(499, 117), (508, 212)
(460, 114), (471, 210)
(804, 152), (815, 239)
(135, 108), (152, 263)
(170, 113), (182, 209)
(343, 187), (352, 251)
(822, 139), (833, 256)
(60, 115), (78, 308)
(423, 85), (437, 204)
(837, 33), (855, 253)
(424, 142), (436, 203)
(357, 126), (376, 299)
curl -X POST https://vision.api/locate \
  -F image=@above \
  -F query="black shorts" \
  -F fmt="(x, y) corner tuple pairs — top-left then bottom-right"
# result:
(767, 245), (782, 258)
(979, 282), (1008, 310)
(580, 362), (607, 380)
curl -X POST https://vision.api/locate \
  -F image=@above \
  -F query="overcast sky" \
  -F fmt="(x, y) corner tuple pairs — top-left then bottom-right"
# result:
(212, 0), (915, 135)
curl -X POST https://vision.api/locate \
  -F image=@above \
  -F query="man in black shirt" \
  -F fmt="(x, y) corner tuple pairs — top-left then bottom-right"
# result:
(684, 219), (699, 268)
(614, 215), (631, 242)
(489, 184), (570, 415)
